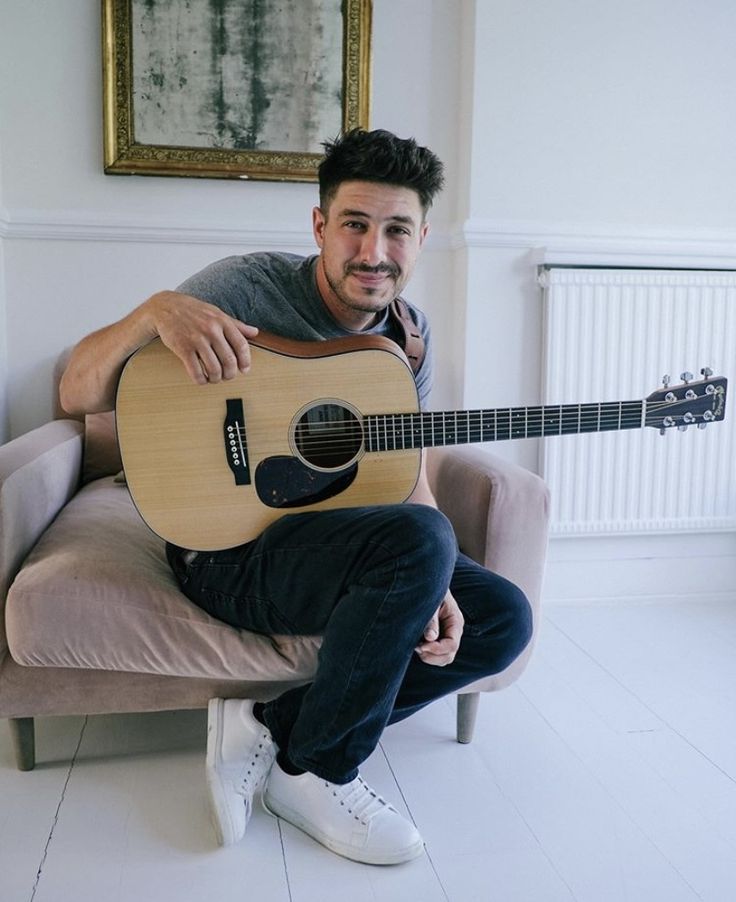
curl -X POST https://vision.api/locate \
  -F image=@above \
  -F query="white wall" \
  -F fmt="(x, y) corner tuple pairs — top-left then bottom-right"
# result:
(2, 0), (736, 602)
(468, 0), (736, 230)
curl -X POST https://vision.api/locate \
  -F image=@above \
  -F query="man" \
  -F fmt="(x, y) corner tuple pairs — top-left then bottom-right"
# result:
(60, 129), (532, 866)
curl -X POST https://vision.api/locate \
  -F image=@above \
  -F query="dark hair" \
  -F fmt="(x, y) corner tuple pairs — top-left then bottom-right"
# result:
(318, 128), (445, 217)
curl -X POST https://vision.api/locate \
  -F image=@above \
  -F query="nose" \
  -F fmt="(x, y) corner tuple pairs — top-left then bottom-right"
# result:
(358, 229), (386, 267)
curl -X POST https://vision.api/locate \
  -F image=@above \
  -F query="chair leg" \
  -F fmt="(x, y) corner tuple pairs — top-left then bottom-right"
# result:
(456, 692), (480, 744)
(8, 717), (36, 771)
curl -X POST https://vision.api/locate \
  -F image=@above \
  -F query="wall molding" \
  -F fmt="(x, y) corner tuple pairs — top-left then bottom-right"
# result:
(0, 207), (456, 252)
(5, 209), (736, 269)
(2, 209), (316, 249)
(457, 217), (736, 269)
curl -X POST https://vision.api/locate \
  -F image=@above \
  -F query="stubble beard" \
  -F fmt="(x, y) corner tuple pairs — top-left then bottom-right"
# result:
(324, 261), (403, 316)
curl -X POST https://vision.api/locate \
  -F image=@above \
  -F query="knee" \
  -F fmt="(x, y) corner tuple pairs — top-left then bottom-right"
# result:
(505, 583), (534, 658)
(372, 505), (457, 604)
(394, 504), (457, 569)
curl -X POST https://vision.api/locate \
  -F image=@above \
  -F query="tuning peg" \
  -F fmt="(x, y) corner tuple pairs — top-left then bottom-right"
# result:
(701, 367), (713, 379)
(698, 423), (708, 430)
(680, 371), (694, 384)
(678, 424), (689, 432)
(662, 374), (671, 388)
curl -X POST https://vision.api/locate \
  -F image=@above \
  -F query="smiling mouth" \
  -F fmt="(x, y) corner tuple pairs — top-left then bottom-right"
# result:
(348, 266), (398, 285)
(353, 271), (388, 283)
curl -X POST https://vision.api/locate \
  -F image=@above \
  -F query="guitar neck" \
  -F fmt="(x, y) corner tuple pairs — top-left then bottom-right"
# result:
(365, 400), (645, 451)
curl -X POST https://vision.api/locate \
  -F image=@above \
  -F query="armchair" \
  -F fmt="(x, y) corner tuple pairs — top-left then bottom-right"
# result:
(0, 355), (549, 771)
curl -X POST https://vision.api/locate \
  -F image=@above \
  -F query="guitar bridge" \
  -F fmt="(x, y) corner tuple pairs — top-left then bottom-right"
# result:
(224, 399), (251, 485)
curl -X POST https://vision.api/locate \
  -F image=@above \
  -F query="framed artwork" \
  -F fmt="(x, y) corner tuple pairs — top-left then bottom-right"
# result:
(102, 0), (372, 181)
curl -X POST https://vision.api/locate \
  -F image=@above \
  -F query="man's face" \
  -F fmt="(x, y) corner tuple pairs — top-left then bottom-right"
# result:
(312, 180), (429, 330)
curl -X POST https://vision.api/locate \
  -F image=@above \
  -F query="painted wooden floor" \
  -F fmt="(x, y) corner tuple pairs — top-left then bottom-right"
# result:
(2, 598), (735, 902)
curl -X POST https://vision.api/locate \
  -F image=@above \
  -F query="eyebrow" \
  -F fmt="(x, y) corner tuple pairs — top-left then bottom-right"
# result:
(338, 208), (418, 226)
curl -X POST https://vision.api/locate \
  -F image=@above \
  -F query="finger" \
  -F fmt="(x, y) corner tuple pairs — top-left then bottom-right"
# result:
(214, 341), (241, 381)
(186, 353), (209, 386)
(423, 612), (440, 642)
(414, 635), (459, 663)
(194, 345), (224, 384)
(237, 322), (259, 338)
(198, 330), (248, 382)
(227, 323), (258, 374)
(415, 647), (456, 667)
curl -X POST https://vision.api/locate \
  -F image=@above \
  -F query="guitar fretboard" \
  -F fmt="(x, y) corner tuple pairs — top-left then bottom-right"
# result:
(365, 400), (645, 452)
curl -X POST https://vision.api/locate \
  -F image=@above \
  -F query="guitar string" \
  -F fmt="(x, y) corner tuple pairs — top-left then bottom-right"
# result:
(227, 398), (709, 433)
(229, 401), (708, 450)
(227, 404), (706, 453)
(228, 403), (700, 437)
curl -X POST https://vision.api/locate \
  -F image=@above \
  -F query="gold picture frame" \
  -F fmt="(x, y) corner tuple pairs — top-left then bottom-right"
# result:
(102, 0), (372, 182)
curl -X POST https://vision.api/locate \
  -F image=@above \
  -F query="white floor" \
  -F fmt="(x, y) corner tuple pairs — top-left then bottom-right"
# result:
(2, 598), (736, 902)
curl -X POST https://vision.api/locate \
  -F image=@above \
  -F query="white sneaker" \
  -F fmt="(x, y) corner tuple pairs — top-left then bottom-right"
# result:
(206, 698), (277, 846)
(263, 764), (424, 865)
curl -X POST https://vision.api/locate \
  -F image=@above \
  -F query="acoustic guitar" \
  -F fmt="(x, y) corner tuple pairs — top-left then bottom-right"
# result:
(116, 332), (727, 550)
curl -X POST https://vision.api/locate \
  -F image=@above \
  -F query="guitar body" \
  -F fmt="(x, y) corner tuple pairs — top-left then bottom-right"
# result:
(116, 332), (422, 550)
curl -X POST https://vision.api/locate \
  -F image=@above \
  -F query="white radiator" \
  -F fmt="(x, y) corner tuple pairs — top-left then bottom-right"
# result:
(540, 267), (736, 536)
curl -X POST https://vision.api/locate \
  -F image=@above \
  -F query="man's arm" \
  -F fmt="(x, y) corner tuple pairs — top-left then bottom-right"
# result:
(59, 290), (258, 416)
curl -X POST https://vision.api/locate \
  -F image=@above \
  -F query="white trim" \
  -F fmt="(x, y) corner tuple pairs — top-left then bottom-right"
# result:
(543, 530), (736, 605)
(2, 209), (317, 249)
(456, 217), (736, 268)
(1, 208), (457, 251)
(4, 209), (736, 268)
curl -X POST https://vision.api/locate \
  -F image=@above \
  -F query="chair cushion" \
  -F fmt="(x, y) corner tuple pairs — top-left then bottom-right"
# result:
(5, 477), (320, 681)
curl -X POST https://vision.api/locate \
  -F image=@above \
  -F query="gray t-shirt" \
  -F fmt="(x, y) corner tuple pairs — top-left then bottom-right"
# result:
(177, 252), (433, 408)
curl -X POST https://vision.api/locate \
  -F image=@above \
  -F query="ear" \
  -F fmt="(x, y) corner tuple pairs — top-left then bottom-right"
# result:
(312, 206), (326, 248)
(418, 221), (430, 249)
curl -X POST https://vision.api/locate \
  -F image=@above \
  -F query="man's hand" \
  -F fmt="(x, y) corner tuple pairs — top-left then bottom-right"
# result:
(415, 591), (464, 666)
(148, 291), (259, 385)
(60, 289), (260, 415)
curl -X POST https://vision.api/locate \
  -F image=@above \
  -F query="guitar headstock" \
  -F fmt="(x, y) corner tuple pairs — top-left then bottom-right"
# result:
(645, 368), (727, 433)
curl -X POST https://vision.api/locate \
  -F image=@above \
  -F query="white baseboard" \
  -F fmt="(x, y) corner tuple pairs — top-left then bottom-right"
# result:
(543, 531), (736, 605)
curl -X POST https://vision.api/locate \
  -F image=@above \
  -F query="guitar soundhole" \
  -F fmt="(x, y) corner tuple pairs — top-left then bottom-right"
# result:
(293, 403), (363, 471)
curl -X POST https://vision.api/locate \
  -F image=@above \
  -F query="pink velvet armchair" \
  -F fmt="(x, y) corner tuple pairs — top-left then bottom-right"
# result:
(0, 355), (549, 771)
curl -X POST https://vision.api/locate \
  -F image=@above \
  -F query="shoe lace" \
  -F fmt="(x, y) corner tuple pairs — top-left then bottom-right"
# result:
(330, 776), (392, 825)
(238, 730), (275, 795)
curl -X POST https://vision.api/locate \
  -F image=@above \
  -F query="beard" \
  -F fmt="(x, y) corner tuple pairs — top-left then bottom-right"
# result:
(324, 261), (403, 314)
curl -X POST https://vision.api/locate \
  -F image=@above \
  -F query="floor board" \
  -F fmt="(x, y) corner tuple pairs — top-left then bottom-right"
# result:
(2, 598), (736, 902)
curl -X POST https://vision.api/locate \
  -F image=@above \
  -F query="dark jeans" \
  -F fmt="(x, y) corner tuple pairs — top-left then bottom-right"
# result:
(167, 504), (532, 784)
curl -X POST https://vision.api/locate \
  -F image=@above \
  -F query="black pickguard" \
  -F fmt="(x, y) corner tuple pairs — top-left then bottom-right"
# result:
(255, 456), (358, 509)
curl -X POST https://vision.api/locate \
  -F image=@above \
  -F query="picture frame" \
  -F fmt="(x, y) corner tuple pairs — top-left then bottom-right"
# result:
(102, 0), (372, 182)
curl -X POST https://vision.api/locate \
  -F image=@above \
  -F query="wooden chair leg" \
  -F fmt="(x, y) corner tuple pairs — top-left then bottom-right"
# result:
(456, 692), (480, 744)
(8, 717), (36, 771)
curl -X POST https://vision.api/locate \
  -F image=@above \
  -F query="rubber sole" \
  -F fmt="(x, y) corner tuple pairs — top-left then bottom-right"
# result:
(262, 789), (425, 866)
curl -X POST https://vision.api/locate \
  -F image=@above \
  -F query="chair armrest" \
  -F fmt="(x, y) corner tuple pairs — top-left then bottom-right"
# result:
(426, 446), (550, 607)
(0, 420), (84, 605)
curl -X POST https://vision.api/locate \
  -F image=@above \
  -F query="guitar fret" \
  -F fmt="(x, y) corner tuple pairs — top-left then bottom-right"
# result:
(366, 398), (650, 454)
